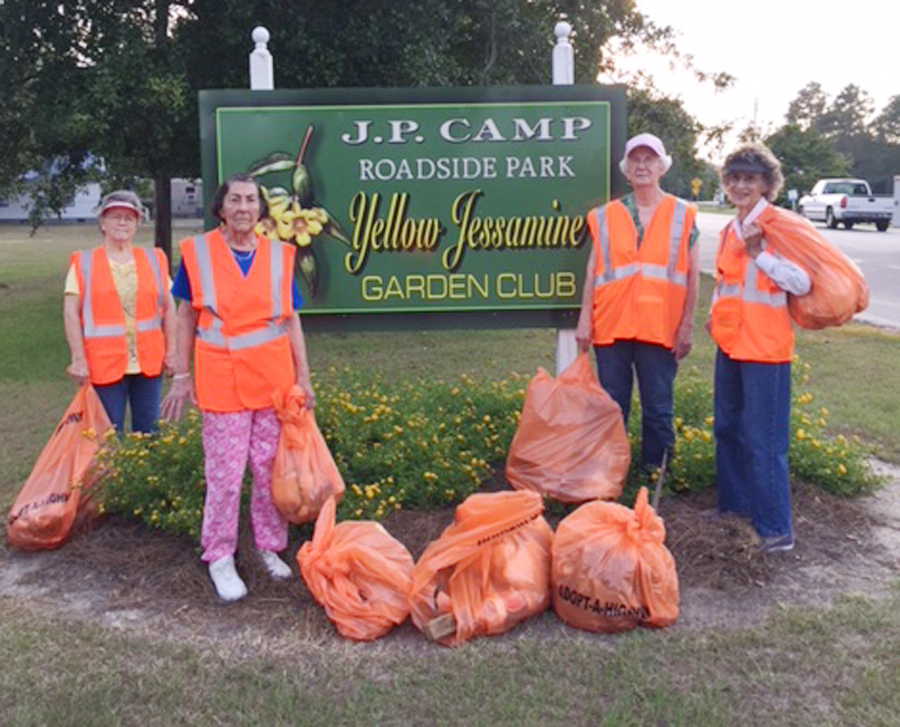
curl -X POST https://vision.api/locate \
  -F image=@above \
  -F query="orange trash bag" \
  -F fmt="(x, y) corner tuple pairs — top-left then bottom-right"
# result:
(506, 353), (631, 503)
(756, 205), (869, 329)
(298, 497), (414, 641)
(7, 384), (112, 550)
(272, 385), (345, 524)
(552, 487), (678, 632)
(409, 490), (554, 646)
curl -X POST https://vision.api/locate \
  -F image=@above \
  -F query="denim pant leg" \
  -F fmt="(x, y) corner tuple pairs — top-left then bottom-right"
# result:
(741, 361), (793, 539)
(595, 341), (635, 423)
(94, 379), (128, 435)
(713, 349), (751, 516)
(126, 374), (162, 434)
(633, 342), (677, 468)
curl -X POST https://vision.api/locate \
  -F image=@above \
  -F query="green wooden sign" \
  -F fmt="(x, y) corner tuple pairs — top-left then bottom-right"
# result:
(199, 86), (626, 331)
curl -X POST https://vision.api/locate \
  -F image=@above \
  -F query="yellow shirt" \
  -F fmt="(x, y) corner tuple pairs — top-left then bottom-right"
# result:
(65, 257), (172, 375)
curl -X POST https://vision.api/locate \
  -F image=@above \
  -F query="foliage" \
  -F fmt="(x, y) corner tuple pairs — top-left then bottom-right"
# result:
(626, 85), (712, 199)
(773, 81), (900, 195)
(99, 358), (881, 542)
(765, 124), (850, 200)
(0, 0), (712, 239)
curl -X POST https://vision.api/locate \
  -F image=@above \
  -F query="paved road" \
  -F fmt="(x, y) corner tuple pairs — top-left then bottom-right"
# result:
(695, 211), (900, 329)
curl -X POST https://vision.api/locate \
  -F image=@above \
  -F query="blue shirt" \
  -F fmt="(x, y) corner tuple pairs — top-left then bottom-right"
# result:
(171, 248), (304, 310)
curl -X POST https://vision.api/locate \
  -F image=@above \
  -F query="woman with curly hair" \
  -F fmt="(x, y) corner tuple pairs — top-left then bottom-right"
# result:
(709, 143), (811, 553)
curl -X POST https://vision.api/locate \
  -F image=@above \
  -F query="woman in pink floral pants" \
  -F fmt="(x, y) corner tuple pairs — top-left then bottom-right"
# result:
(162, 175), (315, 602)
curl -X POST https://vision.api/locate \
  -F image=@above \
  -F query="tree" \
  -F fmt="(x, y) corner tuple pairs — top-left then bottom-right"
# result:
(817, 84), (874, 139)
(786, 82), (828, 132)
(765, 124), (850, 200)
(872, 95), (900, 144)
(2, 0), (711, 247)
(626, 85), (706, 199)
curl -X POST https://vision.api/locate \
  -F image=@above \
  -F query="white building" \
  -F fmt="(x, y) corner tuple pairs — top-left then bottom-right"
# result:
(0, 182), (103, 222)
(0, 178), (203, 222)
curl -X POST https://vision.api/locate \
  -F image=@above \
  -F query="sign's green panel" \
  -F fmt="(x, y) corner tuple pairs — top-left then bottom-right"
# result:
(199, 86), (627, 331)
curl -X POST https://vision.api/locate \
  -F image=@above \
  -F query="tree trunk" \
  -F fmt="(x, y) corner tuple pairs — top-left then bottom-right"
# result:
(154, 173), (172, 271)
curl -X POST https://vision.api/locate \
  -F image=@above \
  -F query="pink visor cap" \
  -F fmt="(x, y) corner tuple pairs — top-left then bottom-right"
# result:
(619, 133), (673, 173)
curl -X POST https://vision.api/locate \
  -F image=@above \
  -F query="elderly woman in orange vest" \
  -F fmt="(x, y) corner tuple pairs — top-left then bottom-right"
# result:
(64, 190), (176, 434)
(576, 133), (700, 473)
(709, 144), (810, 553)
(161, 174), (315, 602)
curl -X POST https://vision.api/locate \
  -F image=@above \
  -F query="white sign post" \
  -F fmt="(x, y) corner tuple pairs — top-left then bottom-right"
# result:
(553, 20), (578, 375)
(249, 27), (274, 91)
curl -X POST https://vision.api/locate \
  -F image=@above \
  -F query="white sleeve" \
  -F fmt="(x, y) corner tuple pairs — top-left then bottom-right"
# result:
(755, 250), (811, 296)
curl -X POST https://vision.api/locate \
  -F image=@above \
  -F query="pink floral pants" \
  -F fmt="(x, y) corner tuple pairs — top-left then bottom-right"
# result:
(200, 408), (287, 563)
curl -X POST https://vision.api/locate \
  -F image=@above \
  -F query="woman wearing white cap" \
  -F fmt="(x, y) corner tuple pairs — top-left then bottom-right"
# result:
(576, 133), (700, 472)
(63, 190), (176, 434)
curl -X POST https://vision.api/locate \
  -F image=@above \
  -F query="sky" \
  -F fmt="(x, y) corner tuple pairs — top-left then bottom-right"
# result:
(607, 0), (900, 161)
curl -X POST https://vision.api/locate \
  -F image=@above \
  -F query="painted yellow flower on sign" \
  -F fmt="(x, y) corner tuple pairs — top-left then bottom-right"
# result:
(247, 125), (350, 297)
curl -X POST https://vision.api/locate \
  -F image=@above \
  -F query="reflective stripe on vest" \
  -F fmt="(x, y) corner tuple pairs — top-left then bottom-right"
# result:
(193, 234), (287, 350)
(80, 250), (126, 338)
(593, 199), (689, 289)
(80, 249), (164, 338)
(714, 256), (787, 308)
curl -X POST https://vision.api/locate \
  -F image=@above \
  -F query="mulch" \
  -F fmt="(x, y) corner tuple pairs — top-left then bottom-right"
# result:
(5, 474), (878, 629)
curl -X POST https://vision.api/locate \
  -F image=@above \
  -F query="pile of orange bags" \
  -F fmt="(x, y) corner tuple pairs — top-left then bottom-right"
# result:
(506, 353), (630, 503)
(409, 490), (553, 646)
(298, 497), (414, 641)
(757, 205), (869, 329)
(7, 385), (111, 550)
(272, 385), (345, 524)
(552, 487), (678, 633)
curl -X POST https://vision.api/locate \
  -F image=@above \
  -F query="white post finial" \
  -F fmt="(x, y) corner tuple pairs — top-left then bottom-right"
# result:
(552, 19), (577, 374)
(249, 26), (274, 90)
(552, 21), (574, 87)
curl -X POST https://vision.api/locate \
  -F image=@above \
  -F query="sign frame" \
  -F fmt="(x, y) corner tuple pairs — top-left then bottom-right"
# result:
(199, 84), (627, 332)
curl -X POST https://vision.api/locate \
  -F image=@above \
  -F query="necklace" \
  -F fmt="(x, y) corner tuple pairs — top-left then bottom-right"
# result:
(230, 246), (256, 260)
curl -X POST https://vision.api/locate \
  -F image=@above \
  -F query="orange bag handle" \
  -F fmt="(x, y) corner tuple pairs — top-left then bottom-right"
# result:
(410, 491), (544, 594)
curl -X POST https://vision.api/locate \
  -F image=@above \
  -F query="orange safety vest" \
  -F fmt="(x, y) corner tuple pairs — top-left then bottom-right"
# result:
(180, 229), (296, 412)
(72, 246), (166, 385)
(588, 195), (695, 348)
(709, 213), (794, 363)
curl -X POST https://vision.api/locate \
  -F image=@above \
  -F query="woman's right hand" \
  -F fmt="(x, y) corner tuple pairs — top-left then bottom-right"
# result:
(66, 358), (89, 384)
(575, 315), (593, 353)
(160, 376), (194, 422)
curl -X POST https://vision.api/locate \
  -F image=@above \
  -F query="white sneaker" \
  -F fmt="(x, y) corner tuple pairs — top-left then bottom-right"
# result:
(208, 555), (248, 602)
(258, 549), (293, 580)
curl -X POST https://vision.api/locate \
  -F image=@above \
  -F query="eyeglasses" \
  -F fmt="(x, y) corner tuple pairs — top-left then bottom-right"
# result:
(104, 213), (138, 223)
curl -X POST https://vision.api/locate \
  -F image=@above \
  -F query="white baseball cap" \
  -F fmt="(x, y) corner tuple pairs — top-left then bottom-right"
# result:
(619, 133), (673, 174)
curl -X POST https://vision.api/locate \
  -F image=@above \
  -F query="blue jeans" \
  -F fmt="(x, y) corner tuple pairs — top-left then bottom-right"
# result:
(94, 374), (162, 435)
(713, 349), (793, 539)
(595, 341), (676, 469)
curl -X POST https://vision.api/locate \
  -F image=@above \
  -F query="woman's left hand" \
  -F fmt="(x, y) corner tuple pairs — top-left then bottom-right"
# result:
(300, 382), (316, 410)
(673, 324), (693, 361)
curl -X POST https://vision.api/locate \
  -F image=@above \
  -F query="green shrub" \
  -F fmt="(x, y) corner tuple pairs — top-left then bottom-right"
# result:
(99, 358), (882, 542)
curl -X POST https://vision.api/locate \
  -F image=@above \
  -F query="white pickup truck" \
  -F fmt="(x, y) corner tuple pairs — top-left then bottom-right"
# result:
(798, 178), (894, 231)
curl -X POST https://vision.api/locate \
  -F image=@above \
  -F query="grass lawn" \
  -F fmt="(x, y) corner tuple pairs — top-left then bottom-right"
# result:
(1, 223), (899, 726)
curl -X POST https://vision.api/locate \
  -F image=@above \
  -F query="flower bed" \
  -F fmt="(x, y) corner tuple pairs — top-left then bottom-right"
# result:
(98, 357), (882, 542)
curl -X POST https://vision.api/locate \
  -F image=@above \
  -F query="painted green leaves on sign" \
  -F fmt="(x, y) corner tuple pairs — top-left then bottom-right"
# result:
(250, 125), (350, 297)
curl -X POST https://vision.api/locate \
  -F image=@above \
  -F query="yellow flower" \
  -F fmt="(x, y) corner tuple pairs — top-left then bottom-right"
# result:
(838, 464), (847, 475)
(796, 429), (806, 440)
